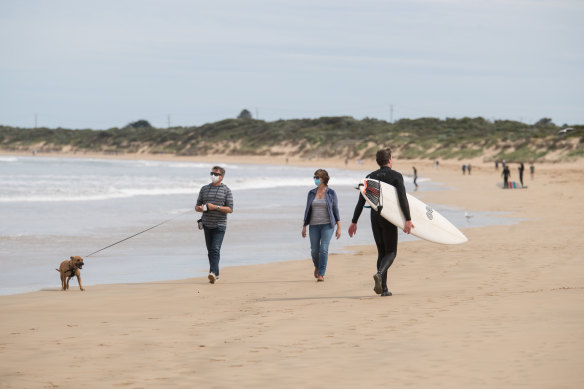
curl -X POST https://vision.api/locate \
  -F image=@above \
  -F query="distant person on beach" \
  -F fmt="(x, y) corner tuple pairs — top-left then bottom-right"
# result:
(518, 162), (525, 187)
(530, 164), (535, 180)
(467, 163), (472, 175)
(195, 166), (234, 284)
(495, 161), (499, 170)
(412, 166), (418, 188)
(462, 164), (466, 175)
(502, 165), (511, 188)
(348, 148), (414, 297)
(302, 169), (341, 282)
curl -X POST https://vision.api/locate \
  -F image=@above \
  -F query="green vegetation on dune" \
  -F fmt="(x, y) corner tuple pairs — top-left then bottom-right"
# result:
(1, 116), (582, 162)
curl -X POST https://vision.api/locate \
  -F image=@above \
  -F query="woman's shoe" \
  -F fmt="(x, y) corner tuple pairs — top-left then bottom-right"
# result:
(314, 268), (318, 278)
(317, 275), (324, 282)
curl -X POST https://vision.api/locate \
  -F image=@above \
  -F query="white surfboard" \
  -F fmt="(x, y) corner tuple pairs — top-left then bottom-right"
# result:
(359, 178), (468, 245)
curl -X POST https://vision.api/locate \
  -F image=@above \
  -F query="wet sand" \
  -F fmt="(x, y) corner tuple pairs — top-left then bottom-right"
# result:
(1, 154), (583, 388)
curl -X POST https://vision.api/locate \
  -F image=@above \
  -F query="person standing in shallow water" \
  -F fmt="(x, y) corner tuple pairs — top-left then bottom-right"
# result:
(348, 149), (414, 297)
(412, 166), (418, 188)
(195, 166), (233, 284)
(302, 169), (341, 282)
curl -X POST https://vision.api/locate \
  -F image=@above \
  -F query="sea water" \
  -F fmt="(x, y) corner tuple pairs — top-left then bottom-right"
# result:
(0, 155), (513, 295)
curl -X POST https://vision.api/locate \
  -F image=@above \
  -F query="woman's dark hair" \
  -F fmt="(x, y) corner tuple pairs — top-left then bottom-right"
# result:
(376, 148), (392, 167)
(314, 169), (330, 185)
(212, 166), (225, 176)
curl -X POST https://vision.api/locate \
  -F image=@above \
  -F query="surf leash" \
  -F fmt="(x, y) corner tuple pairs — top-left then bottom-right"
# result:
(85, 209), (194, 258)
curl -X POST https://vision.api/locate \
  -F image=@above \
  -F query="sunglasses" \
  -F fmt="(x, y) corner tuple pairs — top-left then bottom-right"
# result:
(313, 176), (320, 180)
(210, 172), (222, 177)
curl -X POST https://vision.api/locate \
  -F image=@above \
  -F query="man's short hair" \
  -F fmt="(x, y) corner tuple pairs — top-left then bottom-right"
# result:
(212, 166), (226, 176)
(376, 148), (392, 167)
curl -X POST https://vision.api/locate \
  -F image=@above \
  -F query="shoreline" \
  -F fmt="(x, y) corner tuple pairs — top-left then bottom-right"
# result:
(3, 148), (584, 173)
(1, 151), (583, 387)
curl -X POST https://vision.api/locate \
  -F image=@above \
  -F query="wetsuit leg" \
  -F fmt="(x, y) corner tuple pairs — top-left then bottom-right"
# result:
(370, 211), (398, 290)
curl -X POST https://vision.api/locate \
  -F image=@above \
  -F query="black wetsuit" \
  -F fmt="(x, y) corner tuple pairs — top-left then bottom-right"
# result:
(502, 167), (511, 188)
(352, 166), (411, 292)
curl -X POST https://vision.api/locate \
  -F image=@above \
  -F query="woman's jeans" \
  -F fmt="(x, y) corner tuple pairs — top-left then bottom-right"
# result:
(203, 225), (226, 276)
(309, 224), (334, 276)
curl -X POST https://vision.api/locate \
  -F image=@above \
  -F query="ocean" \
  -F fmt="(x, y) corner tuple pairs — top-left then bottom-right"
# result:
(0, 155), (511, 295)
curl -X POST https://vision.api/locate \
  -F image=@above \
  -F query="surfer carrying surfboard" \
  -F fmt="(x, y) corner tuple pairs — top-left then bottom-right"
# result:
(348, 148), (414, 297)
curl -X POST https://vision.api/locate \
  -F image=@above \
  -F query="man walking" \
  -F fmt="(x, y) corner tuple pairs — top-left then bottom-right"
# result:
(348, 149), (414, 297)
(195, 166), (233, 284)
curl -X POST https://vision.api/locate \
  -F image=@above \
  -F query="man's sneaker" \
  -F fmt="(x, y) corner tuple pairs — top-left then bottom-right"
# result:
(208, 273), (216, 284)
(373, 272), (383, 295)
(381, 290), (392, 297)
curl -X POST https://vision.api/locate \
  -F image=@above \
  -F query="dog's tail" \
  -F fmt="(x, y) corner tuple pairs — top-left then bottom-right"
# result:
(55, 268), (60, 272)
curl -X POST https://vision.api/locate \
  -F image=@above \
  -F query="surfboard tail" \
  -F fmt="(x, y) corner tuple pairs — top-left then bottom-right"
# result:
(363, 179), (381, 207)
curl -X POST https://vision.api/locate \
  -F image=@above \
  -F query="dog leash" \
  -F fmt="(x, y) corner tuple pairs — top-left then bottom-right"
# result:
(85, 209), (194, 258)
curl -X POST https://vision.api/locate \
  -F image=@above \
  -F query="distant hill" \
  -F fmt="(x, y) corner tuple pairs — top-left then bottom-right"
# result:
(1, 116), (582, 162)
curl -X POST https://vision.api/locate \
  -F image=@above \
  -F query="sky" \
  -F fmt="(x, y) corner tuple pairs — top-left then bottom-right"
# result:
(1, 0), (582, 129)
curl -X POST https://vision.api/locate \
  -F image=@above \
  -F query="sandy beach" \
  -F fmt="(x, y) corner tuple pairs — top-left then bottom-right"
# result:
(1, 153), (583, 388)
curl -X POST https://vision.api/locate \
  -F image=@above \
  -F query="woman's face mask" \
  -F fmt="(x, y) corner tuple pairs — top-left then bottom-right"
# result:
(314, 178), (321, 186)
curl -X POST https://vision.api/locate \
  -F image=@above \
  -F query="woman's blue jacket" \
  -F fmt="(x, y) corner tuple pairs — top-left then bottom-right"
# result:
(303, 187), (341, 228)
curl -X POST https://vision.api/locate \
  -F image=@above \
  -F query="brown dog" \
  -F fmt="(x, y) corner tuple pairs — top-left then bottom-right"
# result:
(56, 256), (85, 291)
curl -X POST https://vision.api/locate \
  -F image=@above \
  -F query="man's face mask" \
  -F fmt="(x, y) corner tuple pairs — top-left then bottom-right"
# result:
(210, 172), (222, 183)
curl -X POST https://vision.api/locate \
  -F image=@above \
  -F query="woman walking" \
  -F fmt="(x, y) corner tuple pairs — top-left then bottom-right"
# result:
(302, 169), (341, 282)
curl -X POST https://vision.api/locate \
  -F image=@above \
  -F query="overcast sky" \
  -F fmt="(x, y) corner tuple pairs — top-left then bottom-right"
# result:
(1, 0), (582, 129)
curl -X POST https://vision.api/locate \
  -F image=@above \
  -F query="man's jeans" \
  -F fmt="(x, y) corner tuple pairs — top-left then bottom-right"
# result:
(203, 225), (226, 276)
(309, 224), (334, 276)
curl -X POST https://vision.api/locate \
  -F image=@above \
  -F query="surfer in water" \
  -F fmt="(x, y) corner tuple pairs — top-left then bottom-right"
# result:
(348, 148), (414, 296)
(412, 166), (418, 188)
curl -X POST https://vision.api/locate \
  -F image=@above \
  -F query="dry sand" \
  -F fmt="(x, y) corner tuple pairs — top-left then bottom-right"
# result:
(1, 153), (583, 388)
